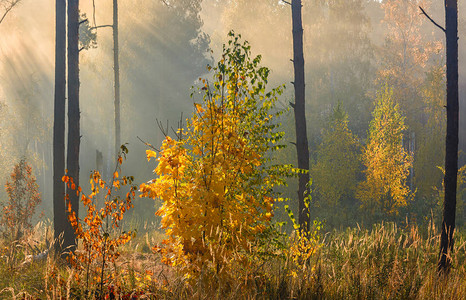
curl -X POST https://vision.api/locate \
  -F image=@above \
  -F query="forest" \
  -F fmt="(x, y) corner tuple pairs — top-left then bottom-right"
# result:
(0, 0), (465, 298)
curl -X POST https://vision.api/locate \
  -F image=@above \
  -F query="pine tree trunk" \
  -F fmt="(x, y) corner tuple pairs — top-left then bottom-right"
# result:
(66, 0), (80, 252)
(53, 0), (68, 255)
(114, 0), (121, 157)
(439, 0), (459, 274)
(291, 0), (310, 231)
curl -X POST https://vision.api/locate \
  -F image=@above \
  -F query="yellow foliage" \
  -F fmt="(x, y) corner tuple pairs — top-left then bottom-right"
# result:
(357, 85), (413, 217)
(141, 32), (287, 281)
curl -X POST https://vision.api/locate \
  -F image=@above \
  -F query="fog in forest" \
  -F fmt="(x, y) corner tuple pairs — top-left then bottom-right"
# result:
(0, 0), (465, 230)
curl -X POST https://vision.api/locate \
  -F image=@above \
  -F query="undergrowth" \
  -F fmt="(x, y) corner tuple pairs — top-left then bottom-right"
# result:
(1, 221), (466, 299)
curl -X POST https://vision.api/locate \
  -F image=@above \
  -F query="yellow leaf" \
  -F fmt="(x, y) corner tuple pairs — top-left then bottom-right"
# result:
(194, 103), (204, 113)
(146, 149), (157, 161)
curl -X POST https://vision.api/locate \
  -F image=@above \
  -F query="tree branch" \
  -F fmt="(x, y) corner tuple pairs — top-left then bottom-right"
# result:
(0, 0), (21, 25)
(281, 0), (291, 5)
(90, 24), (113, 30)
(419, 6), (445, 33)
(137, 136), (160, 152)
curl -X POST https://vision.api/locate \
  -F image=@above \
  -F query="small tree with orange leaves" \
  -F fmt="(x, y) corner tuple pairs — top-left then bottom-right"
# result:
(141, 32), (289, 282)
(1, 157), (41, 242)
(63, 145), (136, 295)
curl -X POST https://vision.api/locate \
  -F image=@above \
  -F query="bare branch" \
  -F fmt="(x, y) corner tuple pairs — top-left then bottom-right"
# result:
(0, 0), (21, 25)
(281, 0), (291, 5)
(156, 119), (170, 138)
(419, 6), (445, 33)
(90, 24), (113, 30)
(79, 18), (88, 25)
(136, 136), (160, 152)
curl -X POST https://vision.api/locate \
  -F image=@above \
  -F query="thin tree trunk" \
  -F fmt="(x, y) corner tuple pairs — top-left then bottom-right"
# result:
(53, 0), (68, 255)
(66, 0), (80, 252)
(439, 0), (459, 274)
(291, 0), (310, 232)
(113, 0), (121, 157)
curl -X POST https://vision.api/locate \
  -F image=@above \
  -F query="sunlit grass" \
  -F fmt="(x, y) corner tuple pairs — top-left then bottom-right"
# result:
(1, 221), (466, 299)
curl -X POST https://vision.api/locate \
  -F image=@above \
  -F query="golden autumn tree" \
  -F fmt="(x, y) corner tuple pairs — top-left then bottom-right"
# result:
(357, 85), (413, 218)
(379, 0), (442, 193)
(379, 0), (442, 117)
(140, 32), (288, 281)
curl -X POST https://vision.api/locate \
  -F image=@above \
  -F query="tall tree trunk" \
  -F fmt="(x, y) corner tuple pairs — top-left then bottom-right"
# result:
(291, 0), (310, 232)
(66, 0), (80, 252)
(439, 0), (459, 274)
(113, 0), (121, 157)
(53, 0), (68, 255)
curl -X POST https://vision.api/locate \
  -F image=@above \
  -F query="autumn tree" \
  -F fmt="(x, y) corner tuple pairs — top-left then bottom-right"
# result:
(1, 158), (41, 242)
(311, 103), (361, 227)
(379, 0), (441, 120)
(357, 85), (413, 219)
(140, 32), (287, 281)
(379, 0), (443, 191)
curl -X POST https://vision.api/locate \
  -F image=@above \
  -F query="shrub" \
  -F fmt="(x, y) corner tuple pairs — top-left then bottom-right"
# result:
(140, 31), (289, 281)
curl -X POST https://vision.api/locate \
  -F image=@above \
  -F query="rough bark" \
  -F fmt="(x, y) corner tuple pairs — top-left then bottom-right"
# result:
(53, 0), (68, 255)
(439, 0), (459, 274)
(66, 0), (80, 252)
(291, 0), (310, 231)
(113, 0), (121, 157)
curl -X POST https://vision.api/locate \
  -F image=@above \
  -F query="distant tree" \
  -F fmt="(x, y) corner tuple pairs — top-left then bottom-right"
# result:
(311, 103), (361, 227)
(357, 85), (413, 219)
(1, 158), (41, 242)
(379, 0), (442, 191)
(379, 0), (441, 116)
(305, 0), (374, 140)
(66, 0), (80, 252)
(413, 66), (445, 218)
(53, 0), (68, 255)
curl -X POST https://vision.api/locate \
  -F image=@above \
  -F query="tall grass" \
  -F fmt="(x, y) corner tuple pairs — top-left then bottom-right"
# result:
(1, 221), (466, 299)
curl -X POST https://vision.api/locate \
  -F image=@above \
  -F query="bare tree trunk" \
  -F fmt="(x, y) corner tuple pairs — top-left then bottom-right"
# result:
(53, 0), (68, 255)
(291, 0), (310, 232)
(439, 0), (459, 274)
(66, 0), (80, 252)
(113, 0), (121, 157)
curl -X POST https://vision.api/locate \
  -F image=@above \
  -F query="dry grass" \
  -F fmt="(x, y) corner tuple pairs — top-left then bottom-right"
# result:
(1, 221), (466, 299)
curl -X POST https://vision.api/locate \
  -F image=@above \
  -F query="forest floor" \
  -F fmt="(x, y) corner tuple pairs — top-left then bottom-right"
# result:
(1, 222), (466, 299)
